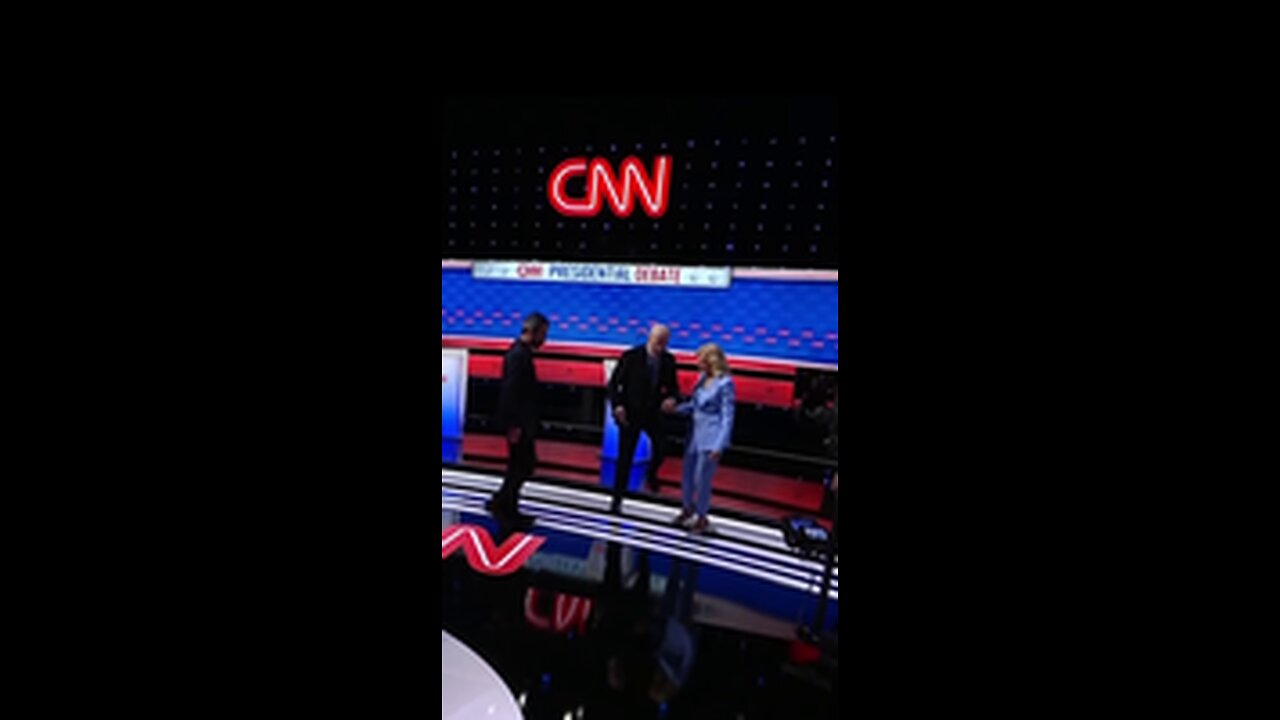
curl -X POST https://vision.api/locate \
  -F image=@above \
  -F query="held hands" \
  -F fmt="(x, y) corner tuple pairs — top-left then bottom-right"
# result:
(709, 450), (721, 461)
(661, 397), (677, 415)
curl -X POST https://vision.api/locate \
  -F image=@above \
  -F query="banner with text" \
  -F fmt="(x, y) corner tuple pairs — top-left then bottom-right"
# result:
(473, 261), (731, 289)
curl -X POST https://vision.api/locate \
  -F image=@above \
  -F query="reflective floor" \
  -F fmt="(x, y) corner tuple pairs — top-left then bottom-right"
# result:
(441, 472), (839, 719)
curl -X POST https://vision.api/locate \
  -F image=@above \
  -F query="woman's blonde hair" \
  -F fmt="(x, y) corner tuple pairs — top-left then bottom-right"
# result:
(697, 343), (730, 377)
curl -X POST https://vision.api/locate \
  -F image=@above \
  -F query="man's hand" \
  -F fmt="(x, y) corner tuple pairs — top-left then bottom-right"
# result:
(832, 473), (839, 493)
(661, 397), (677, 414)
(507, 427), (522, 444)
(613, 406), (628, 426)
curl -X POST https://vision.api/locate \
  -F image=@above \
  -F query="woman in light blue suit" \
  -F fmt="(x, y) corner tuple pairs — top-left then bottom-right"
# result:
(666, 343), (735, 534)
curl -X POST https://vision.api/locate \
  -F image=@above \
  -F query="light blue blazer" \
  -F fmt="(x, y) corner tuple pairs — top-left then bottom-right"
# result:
(676, 374), (736, 454)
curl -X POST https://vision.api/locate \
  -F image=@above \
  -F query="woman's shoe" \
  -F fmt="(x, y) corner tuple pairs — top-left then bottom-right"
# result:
(690, 516), (710, 535)
(672, 509), (695, 527)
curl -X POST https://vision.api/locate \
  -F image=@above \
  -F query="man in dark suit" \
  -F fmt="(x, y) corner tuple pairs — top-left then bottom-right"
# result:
(607, 324), (679, 512)
(489, 312), (549, 528)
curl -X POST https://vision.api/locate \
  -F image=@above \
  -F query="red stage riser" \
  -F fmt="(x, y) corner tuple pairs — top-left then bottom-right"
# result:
(463, 350), (796, 407)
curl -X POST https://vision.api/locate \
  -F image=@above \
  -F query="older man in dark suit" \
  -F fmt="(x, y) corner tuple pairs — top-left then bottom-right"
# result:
(607, 324), (679, 512)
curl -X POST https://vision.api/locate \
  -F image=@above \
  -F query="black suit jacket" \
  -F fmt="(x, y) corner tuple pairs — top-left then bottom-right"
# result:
(607, 345), (679, 424)
(496, 340), (540, 436)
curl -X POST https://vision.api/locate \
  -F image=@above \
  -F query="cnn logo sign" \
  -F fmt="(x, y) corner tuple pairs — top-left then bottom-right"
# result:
(548, 155), (672, 218)
(442, 524), (545, 576)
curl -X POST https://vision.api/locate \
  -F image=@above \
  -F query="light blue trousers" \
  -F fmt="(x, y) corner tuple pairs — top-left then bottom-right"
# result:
(681, 446), (719, 517)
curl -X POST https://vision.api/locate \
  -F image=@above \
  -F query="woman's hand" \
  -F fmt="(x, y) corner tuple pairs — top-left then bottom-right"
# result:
(709, 450), (721, 461)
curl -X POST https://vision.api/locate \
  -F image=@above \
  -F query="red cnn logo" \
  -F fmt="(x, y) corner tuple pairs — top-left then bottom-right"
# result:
(525, 589), (593, 634)
(441, 524), (546, 576)
(548, 156), (672, 218)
